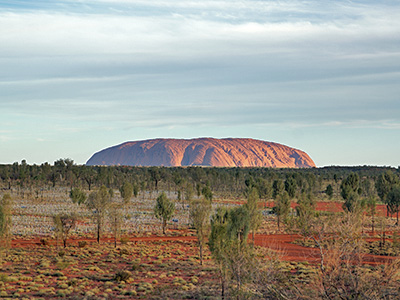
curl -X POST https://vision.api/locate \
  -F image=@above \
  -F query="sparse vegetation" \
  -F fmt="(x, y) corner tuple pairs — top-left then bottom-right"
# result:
(0, 163), (399, 299)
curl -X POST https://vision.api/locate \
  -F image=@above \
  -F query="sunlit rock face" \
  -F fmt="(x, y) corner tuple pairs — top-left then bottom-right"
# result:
(86, 138), (316, 168)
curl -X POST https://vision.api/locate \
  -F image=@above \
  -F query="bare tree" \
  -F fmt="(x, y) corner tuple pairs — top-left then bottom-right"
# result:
(292, 210), (400, 299)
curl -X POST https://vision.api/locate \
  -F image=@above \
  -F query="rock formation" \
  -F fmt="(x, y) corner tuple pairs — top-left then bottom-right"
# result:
(86, 138), (315, 168)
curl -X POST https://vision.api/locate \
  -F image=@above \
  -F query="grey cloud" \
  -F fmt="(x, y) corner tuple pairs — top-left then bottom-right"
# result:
(1, 0), (400, 165)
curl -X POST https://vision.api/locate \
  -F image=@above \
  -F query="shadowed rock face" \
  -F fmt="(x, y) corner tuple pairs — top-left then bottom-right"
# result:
(86, 138), (316, 168)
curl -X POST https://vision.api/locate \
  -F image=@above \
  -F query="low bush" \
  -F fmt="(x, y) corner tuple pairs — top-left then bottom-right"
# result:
(78, 241), (87, 248)
(40, 239), (49, 246)
(114, 270), (132, 282)
(120, 237), (129, 244)
(0, 274), (9, 282)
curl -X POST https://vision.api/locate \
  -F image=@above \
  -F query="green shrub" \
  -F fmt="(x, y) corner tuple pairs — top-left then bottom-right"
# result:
(78, 241), (87, 248)
(114, 270), (132, 282)
(52, 271), (64, 277)
(0, 274), (8, 282)
(40, 239), (49, 246)
(120, 237), (129, 245)
(120, 248), (129, 256)
(190, 276), (198, 284)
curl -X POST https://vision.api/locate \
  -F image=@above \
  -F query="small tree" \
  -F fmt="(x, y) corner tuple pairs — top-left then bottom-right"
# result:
(189, 198), (211, 265)
(325, 184), (333, 199)
(294, 192), (316, 237)
(154, 192), (175, 234)
(341, 173), (363, 213)
(119, 181), (133, 204)
(109, 204), (123, 247)
(284, 177), (297, 198)
(272, 179), (285, 199)
(133, 183), (139, 198)
(342, 191), (363, 213)
(86, 185), (112, 243)
(53, 213), (77, 248)
(274, 191), (291, 230)
(375, 171), (399, 203)
(386, 185), (400, 225)
(227, 206), (251, 242)
(244, 187), (262, 243)
(202, 185), (213, 202)
(0, 193), (12, 248)
(209, 207), (230, 299)
(185, 182), (194, 203)
(366, 196), (377, 233)
(340, 173), (361, 200)
(209, 206), (253, 299)
(69, 188), (87, 205)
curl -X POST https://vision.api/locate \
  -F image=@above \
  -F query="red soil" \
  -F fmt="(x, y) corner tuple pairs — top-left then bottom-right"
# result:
(11, 232), (397, 266)
(253, 234), (397, 265)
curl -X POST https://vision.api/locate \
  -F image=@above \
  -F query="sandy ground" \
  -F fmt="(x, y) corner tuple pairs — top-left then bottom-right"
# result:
(10, 232), (397, 266)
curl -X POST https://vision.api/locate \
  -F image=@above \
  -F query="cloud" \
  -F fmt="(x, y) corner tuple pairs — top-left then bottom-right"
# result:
(322, 120), (400, 130)
(1, 0), (399, 60)
(1, 0), (400, 165)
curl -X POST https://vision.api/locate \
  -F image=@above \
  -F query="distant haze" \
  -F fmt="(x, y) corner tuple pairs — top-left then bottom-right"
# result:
(86, 138), (316, 168)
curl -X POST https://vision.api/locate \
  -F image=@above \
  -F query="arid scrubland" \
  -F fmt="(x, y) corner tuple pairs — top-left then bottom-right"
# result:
(0, 162), (400, 299)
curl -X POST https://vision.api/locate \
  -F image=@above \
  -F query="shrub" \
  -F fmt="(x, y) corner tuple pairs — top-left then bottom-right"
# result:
(78, 241), (87, 248)
(120, 237), (129, 245)
(120, 248), (129, 256)
(40, 239), (49, 246)
(127, 289), (137, 296)
(56, 260), (70, 270)
(7, 276), (18, 282)
(58, 283), (69, 289)
(137, 286), (146, 293)
(190, 276), (199, 284)
(0, 291), (8, 297)
(0, 274), (8, 282)
(52, 271), (64, 277)
(56, 290), (66, 297)
(39, 260), (50, 268)
(114, 270), (132, 282)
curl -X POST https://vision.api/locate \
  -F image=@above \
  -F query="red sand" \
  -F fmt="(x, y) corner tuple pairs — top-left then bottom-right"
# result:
(11, 232), (397, 266)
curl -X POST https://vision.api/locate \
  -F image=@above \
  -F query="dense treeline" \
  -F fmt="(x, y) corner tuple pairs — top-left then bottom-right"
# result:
(0, 159), (398, 197)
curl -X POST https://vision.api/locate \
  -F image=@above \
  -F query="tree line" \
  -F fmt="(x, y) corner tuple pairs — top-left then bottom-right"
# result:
(1, 159), (398, 197)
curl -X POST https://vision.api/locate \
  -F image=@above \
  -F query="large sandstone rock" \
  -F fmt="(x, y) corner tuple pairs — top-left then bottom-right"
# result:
(86, 138), (316, 168)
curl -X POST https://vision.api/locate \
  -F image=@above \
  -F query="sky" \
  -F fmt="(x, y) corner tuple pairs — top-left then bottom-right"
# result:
(1, 0), (400, 167)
